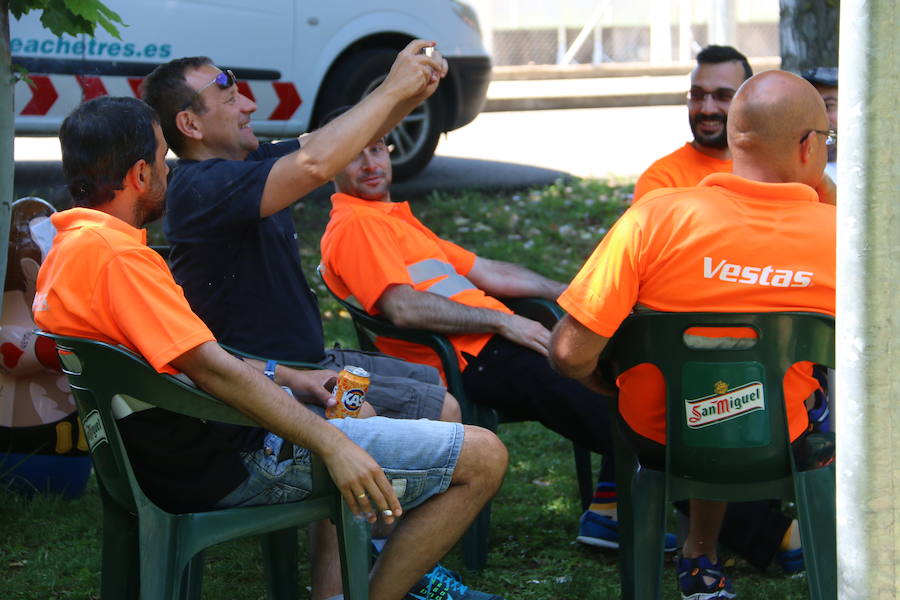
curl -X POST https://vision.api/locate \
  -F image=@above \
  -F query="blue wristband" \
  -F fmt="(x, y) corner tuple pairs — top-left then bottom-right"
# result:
(264, 359), (277, 381)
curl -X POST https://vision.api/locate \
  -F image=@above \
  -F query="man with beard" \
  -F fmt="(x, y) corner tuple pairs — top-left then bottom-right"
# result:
(633, 45), (751, 203)
(35, 96), (509, 600)
(318, 106), (655, 555)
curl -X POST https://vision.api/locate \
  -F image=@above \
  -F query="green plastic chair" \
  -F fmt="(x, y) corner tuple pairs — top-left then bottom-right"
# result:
(601, 312), (835, 600)
(316, 267), (596, 570)
(40, 333), (370, 600)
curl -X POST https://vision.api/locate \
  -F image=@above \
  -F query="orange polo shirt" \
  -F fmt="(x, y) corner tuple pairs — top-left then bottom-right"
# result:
(321, 193), (512, 378)
(633, 143), (732, 203)
(559, 173), (836, 444)
(33, 208), (214, 374)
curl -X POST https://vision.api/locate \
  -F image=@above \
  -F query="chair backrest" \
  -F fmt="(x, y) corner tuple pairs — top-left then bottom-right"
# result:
(315, 265), (463, 380)
(38, 333), (258, 514)
(315, 264), (569, 429)
(606, 312), (834, 484)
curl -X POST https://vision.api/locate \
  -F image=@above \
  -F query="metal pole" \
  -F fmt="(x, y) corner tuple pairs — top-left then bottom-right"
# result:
(836, 0), (900, 597)
(649, 0), (672, 63)
(562, 0), (610, 65)
(679, 0), (693, 62)
(593, 20), (604, 64)
(708, 0), (735, 46)
(0, 3), (15, 315)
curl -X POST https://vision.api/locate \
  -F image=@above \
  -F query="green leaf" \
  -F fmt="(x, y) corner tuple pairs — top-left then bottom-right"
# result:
(9, 0), (51, 20)
(11, 0), (124, 39)
(63, 0), (126, 39)
(38, 4), (93, 38)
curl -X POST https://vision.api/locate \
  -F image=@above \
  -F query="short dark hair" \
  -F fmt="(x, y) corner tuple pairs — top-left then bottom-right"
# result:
(696, 45), (753, 80)
(59, 96), (160, 208)
(140, 56), (213, 155)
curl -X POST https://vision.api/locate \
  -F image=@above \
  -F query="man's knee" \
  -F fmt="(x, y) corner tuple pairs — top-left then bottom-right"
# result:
(454, 425), (507, 488)
(440, 391), (462, 422)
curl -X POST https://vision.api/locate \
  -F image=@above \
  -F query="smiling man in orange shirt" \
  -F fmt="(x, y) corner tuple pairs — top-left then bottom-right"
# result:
(633, 45), (752, 203)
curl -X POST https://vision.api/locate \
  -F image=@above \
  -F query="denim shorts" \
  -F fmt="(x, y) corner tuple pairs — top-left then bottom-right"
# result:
(215, 416), (464, 511)
(320, 348), (446, 420)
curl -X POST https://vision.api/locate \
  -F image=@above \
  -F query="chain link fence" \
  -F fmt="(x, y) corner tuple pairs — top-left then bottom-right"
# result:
(469, 0), (779, 67)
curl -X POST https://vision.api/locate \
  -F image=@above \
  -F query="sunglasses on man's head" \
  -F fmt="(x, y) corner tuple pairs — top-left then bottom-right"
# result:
(180, 69), (237, 110)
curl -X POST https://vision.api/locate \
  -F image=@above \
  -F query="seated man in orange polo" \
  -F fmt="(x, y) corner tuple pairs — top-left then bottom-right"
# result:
(317, 106), (649, 552)
(550, 71), (835, 599)
(36, 95), (509, 600)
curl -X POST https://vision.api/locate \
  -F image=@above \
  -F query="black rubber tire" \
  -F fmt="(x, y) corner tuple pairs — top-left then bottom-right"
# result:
(314, 47), (445, 180)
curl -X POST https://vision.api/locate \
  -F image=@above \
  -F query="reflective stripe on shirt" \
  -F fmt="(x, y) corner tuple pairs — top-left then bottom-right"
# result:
(406, 259), (477, 298)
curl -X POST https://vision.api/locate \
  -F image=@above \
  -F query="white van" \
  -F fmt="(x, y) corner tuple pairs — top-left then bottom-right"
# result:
(11, 0), (491, 178)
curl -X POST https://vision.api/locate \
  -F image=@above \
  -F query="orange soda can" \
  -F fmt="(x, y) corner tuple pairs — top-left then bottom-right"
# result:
(325, 366), (370, 419)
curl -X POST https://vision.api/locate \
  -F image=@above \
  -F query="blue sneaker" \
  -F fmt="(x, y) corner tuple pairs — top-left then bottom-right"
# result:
(576, 510), (678, 552)
(404, 564), (504, 600)
(677, 554), (736, 599)
(775, 547), (804, 575)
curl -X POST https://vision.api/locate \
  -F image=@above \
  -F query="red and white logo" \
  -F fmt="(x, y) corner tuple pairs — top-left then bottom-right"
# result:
(686, 381), (765, 429)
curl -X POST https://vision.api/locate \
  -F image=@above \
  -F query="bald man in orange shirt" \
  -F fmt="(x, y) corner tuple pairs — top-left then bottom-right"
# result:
(552, 71), (835, 599)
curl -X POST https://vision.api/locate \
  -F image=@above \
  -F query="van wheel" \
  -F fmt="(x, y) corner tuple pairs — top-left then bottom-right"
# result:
(315, 48), (445, 180)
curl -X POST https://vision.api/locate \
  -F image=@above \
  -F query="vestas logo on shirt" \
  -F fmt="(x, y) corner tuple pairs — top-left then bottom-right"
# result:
(703, 257), (813, 288)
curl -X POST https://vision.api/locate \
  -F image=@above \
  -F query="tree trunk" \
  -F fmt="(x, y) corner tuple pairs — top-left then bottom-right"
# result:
(0, 1), (13, 313)
(779, 0), (840, 73)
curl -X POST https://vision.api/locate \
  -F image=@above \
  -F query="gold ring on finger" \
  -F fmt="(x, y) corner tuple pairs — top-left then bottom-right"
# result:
(357, 492), (367, 499)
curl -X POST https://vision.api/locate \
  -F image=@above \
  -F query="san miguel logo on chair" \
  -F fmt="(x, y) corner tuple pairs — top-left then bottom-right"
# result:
(685, 380), (765, 428)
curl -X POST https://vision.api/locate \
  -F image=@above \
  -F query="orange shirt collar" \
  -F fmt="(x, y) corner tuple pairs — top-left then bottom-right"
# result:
(699, 172), (819, 203)
(331, 192), (410, 216)
(51, 207), (149, 245)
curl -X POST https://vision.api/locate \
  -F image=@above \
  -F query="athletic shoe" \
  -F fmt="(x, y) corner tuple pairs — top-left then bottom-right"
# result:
(676, 554), (737, 600)
(404, 564), (503, 600)
(809, 366), (832, 433)
(576, 510), (678, 552)
(775, 547), (805, 575)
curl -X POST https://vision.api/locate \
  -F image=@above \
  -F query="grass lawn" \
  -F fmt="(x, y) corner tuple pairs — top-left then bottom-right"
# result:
(1, 178), (810, 598)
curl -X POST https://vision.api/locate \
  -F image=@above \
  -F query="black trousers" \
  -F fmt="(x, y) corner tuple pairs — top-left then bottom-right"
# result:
(461, 334), (615, 482)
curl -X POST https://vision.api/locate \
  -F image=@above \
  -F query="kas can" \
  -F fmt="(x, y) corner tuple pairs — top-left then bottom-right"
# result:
(325, 366), (370, 419)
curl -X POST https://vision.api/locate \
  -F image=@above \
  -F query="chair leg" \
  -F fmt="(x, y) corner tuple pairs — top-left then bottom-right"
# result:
(261, 528), (298, 600)
(572, 444), (594, 511)
(99, 485), (140, 600)
(137, 516), (185, 600)
(627, 467), (668, 600)
(335, 500), (371, 600)
(463, 501), (491, 571)
(181, 552), (205, 600)
(794, 464), (837, 600)
(614, 427), (666, 600)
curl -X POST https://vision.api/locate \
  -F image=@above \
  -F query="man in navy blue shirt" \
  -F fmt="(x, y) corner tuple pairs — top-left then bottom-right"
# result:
(142, 45), (460, 426)
(143, 42), (510, 600)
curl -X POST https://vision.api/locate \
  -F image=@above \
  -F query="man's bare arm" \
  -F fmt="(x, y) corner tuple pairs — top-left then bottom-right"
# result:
(377, 283), (553, 356)
(259, 40), (446, 217)
(466, 256), (567, 300)
(171, 341), (401, 522)
(549, 314), (613, 395)
(237, 356), (338, 408)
